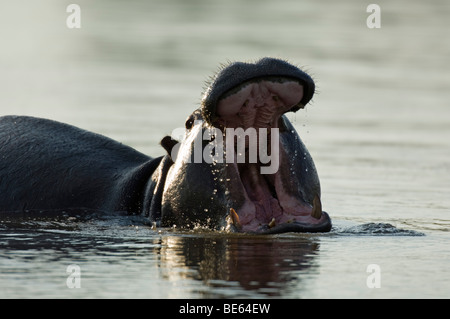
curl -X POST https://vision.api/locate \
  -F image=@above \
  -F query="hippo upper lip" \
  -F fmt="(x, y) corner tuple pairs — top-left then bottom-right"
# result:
(202, 58), (315, 125)
(214, 78), (305, 131)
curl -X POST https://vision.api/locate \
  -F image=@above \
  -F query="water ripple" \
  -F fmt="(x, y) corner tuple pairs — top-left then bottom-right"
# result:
(336, 222), (425, 236)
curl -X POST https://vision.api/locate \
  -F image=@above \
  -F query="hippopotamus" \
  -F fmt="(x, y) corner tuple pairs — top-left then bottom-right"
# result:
(0, 57), (332, 234)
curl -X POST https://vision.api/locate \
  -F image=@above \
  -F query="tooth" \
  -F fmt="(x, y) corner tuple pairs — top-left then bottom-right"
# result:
(229, 208), (242, 230)
(311, 195), (322, 219)
(268, 218), (276, 228)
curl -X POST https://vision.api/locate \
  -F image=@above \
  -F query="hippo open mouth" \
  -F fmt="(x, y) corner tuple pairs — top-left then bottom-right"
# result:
(211, 75), (331, 234)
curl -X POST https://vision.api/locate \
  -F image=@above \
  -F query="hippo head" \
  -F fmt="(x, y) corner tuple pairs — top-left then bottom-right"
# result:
(158, 58), (332, 234)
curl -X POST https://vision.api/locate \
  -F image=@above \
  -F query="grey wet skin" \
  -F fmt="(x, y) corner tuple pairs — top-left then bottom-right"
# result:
(0, 58), (331, 234)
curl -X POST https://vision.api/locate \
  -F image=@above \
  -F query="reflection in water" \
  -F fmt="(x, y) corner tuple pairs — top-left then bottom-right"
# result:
(156, 233), (320, 297)
(1, 217), (446, 298)
(1, 215), (322, 298)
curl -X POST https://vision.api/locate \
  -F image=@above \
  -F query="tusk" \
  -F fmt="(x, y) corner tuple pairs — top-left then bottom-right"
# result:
(229, 208), (242, 230)
(311, 194), (322, 219)
(268, 218), (276, 229)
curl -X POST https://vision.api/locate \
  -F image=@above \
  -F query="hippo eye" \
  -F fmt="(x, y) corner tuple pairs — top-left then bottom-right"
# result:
(272, 95), (279, 102)
(185, 116), (195, 130)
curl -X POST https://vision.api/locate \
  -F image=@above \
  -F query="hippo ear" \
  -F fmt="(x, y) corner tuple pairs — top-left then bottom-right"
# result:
(160, 135), (183, 162)
(160, 136), (179, 157)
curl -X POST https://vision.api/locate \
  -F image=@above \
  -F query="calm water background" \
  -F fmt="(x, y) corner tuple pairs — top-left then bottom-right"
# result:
(1, 0), (449, 298)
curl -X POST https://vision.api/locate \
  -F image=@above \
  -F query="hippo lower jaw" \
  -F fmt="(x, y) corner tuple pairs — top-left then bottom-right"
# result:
(245, 212), (332, 234)
(226, 160), (332, 234)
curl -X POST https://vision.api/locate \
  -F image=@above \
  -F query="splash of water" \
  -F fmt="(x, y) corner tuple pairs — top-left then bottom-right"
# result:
(338, 222), (425, 236)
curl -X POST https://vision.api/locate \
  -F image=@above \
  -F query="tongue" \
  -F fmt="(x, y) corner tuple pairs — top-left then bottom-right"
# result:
(239, 163), (283, 223)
